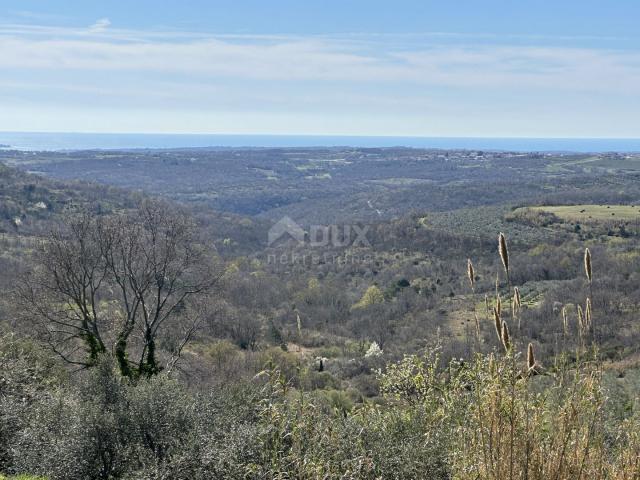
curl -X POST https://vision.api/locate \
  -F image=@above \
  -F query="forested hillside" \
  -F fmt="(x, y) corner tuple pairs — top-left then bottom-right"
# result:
(2, 148), (640, 478)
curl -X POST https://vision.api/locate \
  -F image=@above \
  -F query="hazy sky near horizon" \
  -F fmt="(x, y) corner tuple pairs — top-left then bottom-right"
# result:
(2, 1), (640, 137)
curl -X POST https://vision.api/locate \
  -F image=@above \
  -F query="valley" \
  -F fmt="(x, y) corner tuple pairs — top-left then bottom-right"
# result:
(3, 146), (640, 478)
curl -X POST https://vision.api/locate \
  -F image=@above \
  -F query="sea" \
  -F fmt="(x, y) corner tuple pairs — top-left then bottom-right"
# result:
(1, 131), (640, 153)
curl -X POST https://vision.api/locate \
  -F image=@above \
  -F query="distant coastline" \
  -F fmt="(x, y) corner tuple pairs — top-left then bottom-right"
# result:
(1, 131), (640, 153)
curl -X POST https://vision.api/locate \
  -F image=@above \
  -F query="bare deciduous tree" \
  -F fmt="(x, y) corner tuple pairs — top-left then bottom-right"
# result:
(17, 200), (222, 377)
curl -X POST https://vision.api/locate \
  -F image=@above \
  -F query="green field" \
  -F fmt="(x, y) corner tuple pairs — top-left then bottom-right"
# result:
(547, 155), (640, 173)
(519, 204), (640, 221)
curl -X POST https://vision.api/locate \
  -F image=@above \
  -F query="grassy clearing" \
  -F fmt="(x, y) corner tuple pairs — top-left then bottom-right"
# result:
(584, 156), (640, 170)
(548, 155), (640, 172)
(518, 204), (640, 222)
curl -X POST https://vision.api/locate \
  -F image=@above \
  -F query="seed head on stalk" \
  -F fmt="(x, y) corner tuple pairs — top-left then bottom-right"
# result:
(584, 248), (592, 283)
(467, 258), (475, 291)
(526, 343), (541, 376)
(585, 298), (592, 330)
(577, 305), (585, 332)
(498, 232), (510, 280)
(513, 287), (521, 315)
(501, 321), (511, 352)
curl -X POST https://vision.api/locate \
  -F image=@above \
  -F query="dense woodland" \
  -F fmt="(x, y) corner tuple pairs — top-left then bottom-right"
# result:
(2, 148), (640, 478)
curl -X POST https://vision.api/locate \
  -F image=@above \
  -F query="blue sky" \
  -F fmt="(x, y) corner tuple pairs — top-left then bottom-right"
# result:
(1, 1), (640, 137)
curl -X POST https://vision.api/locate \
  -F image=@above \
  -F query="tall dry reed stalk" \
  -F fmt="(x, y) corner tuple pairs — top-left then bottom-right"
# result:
(494, 307), (502, 341)
(453, 233), (640, 480)
(577, 305), (585, 332)
(467, 258), (475, 291)
(498, 233), (515, 338)
(499, 232), (510, 281)
(584, 248), (592, 284)
(584, 247), (595, 340)
(466, 258), (480, 349)
(513, 286), (521, 330)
